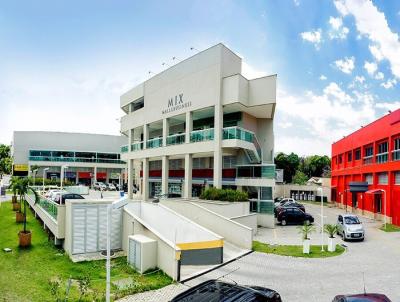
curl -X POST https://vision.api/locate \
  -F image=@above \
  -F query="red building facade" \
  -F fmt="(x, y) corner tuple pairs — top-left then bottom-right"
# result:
(331, 109), (400, 226)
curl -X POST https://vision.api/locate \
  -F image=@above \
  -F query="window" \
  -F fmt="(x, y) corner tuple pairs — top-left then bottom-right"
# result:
(394, 137), (400, 150)
(395, 172), (400, 185)
(355, 149), (361, 160)
(223, 156), (237, 169)
(260, 187), (272, 200)
(338, 155), (343, 164)
(378, 141), (388, 154)
(378, 173), (388, 185)
(347, 152), (352, 162)
(365, 174), (373, 185)
(364, 146), (373, 157)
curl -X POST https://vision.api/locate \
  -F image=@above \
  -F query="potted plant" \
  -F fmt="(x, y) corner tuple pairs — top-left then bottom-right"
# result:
(10, 177), (21, 210)
(298, 221), (315, 254)
(16, 177), (39, 247)
(324, 224), (338, 252)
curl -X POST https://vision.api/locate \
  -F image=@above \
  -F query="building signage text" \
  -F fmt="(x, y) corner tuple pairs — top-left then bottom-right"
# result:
(162, 93), (192, 114)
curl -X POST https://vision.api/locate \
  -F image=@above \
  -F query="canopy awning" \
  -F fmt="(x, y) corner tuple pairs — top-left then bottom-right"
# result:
(365, 189), (383, 194)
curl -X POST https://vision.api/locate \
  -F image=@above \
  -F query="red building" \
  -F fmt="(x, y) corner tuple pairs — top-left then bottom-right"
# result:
(331, 109), (400, 226)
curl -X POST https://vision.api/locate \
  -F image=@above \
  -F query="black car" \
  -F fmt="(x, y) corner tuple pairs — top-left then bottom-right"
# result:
(170, 280), (282, 302)
(277, 207), (314, 225)
(59, 193), (84, 204)
(274, 200), (305, 217)
(332, 293), (392, 302)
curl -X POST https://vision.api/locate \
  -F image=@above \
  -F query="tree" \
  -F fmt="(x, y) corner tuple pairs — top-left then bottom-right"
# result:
(292, 170), (308, 185)
(301, 155), (331, 178)
(0, 144), (11, 178)
(16, 177), (39, 234)
(274, 152), (300, 183)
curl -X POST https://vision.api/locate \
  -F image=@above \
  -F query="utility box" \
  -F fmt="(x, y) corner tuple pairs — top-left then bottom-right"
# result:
(127, 235), (157, 274)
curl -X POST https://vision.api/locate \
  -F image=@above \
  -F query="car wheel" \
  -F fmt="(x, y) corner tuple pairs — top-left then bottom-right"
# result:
(342, 231), (347, 241)
(281, 219), (287, 226)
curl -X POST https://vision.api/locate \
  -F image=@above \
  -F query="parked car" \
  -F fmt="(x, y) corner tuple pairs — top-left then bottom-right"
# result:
(337, 214), (365, 241)
(93, 182), (107, 191)
(274, 200), (305, 216)
(332, 293), (392, 301)
(170, 280), (282, 302)
(107, 183), (116, 191)
(277, 207), (314, 226)
(54, 193), (85, 204)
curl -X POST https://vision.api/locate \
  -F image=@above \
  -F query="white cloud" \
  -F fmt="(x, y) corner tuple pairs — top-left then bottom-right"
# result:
(241, 62), (268, 79)
(381, 78), (397, 89)
(328, 16), (349, 39)
(319, 75), (327, 80)
(376, 102), (400, 111)
(355, 76), (365, 83)
(334, 56), (355, 74)
(293, 0), (300, 7)
(364, 61), (377, 76)
(335, 0), (400, 79)
(375, 71), (384, 80)
(300, 29), (322, 49)
(279, 121), (293, 129)
(276, 82), (376, 154)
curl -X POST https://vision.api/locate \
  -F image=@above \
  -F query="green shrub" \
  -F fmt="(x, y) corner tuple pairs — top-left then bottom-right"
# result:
(200, 188), (248, 202)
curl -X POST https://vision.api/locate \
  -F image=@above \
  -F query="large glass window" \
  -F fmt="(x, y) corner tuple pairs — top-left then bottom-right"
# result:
(378, 173), (388, 185)
(365, 174), (373, 185)
(395, 172), (400, 185)
(223, 156), (237, 169)
(365, 146), (373, 157)
(347, 152), (352, 162)
(378, 141), (388, 154)
(355, 149), (361, 160)
(394, 137), (400, 150)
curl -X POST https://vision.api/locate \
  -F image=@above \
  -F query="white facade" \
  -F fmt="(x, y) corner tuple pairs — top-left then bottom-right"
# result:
(120, 44), (277, 215)
(12, 131), (127, 185)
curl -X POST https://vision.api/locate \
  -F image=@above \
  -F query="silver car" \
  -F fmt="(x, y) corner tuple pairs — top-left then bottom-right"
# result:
(337, 214), (365, 241)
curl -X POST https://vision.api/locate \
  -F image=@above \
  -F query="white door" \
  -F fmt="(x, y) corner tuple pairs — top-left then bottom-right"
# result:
(72, 207), (86, 254)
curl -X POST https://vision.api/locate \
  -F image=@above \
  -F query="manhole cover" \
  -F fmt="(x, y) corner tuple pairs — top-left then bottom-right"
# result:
(100, 250), (115, 257)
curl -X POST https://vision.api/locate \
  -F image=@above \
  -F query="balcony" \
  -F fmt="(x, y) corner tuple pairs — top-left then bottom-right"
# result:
(376, 152), (388, 164)
(190, 128), (214, 143)
(121, 145), (128, 153)
(131, 141), (143, 151)
(147, 137), (163, 149)
(29, 156), (125, 164)
(223, 126), (254, 143)
(166, 133), (185, 146)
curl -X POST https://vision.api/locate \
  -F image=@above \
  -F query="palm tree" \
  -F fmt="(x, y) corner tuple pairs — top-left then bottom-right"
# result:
(297, 221), (315, 240)
(17, 177), (39, 236)
(9, 176), (20, 203)
(324, 224), (338, 239)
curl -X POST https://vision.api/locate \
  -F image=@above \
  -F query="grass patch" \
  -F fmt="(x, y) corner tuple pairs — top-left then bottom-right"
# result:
(253, 241), (345, 258)
(0, 201), (172, 301)
(379, 223), (400, 232)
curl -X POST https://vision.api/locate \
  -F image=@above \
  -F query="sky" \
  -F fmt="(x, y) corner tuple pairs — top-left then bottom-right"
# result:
(1, 0), (400, 156)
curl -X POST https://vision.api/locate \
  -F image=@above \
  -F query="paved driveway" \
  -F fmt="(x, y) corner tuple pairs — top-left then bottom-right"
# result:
(119, 203), (400, 302)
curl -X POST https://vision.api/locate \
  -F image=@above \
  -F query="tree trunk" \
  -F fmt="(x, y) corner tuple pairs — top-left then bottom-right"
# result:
(23, 198), (27, 233)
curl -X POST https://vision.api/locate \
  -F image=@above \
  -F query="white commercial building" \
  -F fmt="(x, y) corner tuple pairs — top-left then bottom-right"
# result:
(12, 131), (127, 186)
(120, 43), (277, 216)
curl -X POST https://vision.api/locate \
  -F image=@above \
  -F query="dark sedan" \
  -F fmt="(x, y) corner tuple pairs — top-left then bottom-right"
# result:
(274, 200), (305, 216)
(332, 293), (392, 301)
(170, 280), (282, 302)
(277, 207), (314, 226)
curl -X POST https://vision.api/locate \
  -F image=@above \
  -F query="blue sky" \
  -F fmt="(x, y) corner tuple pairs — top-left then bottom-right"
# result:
(1, 0), (399, 155)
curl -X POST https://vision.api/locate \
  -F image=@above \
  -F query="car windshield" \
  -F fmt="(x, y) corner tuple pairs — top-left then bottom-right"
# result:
(344, 216), (360, 224)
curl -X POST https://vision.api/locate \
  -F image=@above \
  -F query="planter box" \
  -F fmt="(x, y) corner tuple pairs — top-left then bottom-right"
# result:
(328, 237), (336, 252)
(16, 212), (24, 223)
(12, 203), (21, 211)
(303, 239), (311, 254)
(18, 231), (31, 247)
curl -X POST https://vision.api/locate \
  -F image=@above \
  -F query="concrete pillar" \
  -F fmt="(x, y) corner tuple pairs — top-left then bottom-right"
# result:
(129, 129), (134, 151)
(124, 167), (128, 183)
(184, 154), (192, 199)
(213, 104), (223, 188)
(163, 118), (169, 147)
(128, 159), (134, 199)
(142, 158), (149, 201)
(161, 156), (169, 195)
(185, 111), (193, 144)
(143, 124), (149, 150)
(93, 166), (97, 187)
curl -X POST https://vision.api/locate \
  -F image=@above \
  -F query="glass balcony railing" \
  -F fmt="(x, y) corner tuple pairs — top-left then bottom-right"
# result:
(376, 152), (388, 164)
(167, 133), (186, 145)
(147, 137), (163, 149)
(29, 156), (125, 164)
(131, 141), (143, 151)
(27, 192), (58, 220)
(236, 164), (275, 179)
(190, 128), (214, 142)
(223, 126), (254, 143)
(121, 145), (128, 153)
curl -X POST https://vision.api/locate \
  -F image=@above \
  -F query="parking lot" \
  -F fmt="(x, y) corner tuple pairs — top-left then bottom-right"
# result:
(120, 203), (400, 302)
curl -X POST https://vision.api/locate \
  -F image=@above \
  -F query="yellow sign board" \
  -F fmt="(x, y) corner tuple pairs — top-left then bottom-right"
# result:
(14, 164), (29, 172)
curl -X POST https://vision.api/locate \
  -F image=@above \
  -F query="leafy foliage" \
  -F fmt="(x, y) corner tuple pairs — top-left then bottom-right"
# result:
(297, 221), (315, 240)
(200, 188), (248, 202)
(324, 224), (338, 238)
(292, 170), (308, 185)
(0, 144), (12, 176)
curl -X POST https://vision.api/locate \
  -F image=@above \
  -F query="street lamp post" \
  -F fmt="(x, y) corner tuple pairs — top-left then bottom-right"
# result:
(60, 165), (69, 190)
(42, 168), (49, 192)
(318, 187), (324, 252)
(106, 197), (128, 302)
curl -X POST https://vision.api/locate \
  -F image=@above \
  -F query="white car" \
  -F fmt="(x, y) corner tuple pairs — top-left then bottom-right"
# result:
(337, 214), (365, 241)
(50, 190), (66, 201)
(107, 183), (116, 191)
(93, 182), (107, 191)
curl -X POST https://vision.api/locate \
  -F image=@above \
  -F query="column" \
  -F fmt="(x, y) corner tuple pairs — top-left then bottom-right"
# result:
(213, 104), (223, 188)
(129, 128), (134, 151)
(128, 159), (134, 199)
(184, 154), (192, 199)
(93, 166), (97, 187)
(143, 124), (149, 150)
(185, 111), (193, 144)
(161, 156), (169, 195)
(142, 158), (149, 201)
(162, 118), (169, 147)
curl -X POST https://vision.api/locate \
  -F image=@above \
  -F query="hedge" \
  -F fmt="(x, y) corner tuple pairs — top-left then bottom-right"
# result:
(199, 188), (248, 202)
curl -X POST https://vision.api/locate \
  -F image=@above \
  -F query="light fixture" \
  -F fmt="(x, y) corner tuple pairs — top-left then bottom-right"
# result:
(190, 47), (199, 52)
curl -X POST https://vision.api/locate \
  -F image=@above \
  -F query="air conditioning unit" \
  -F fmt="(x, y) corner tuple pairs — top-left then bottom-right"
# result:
(127, 235), (157, 274)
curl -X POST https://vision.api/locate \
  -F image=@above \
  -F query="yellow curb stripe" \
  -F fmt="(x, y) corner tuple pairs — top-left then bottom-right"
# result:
(176, 239), (223, 251)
